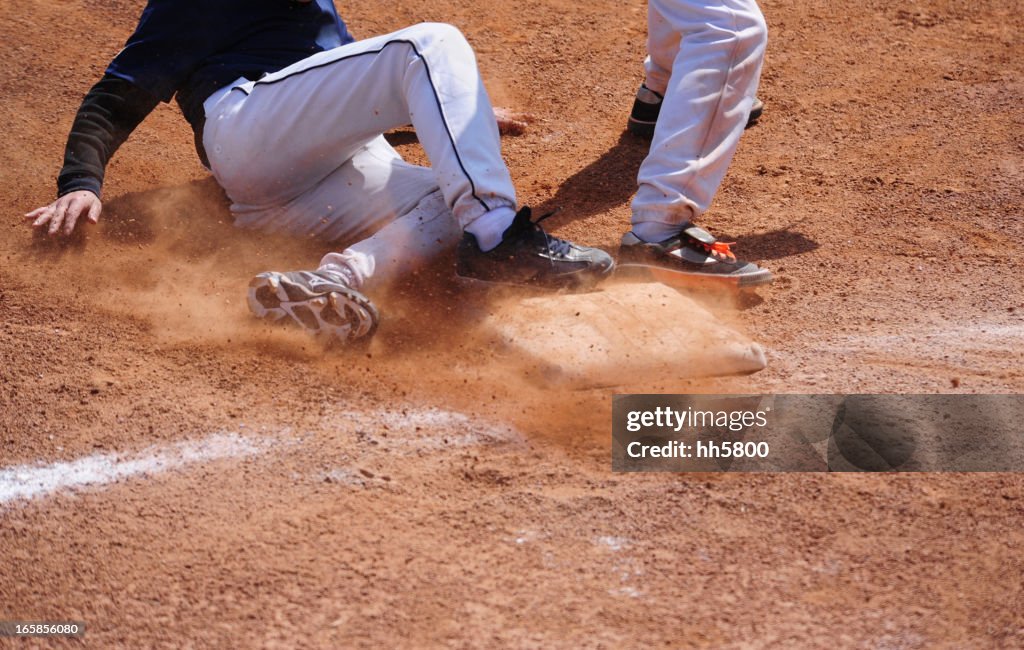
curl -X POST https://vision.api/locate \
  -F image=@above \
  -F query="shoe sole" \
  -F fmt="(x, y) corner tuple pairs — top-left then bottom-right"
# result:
(247, 273), (379, 344)
(455, 259), (615, 291)
(616, 262), (774, 290)
(628, 98), (764, 137)
(626, 116), (658, 138)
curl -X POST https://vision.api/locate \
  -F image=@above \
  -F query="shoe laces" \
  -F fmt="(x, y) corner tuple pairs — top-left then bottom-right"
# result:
(531, 208), (573, 258)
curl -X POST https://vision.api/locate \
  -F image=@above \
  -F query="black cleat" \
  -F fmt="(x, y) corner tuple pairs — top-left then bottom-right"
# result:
(618, 224), (773, 289)
(247, 268), (379, 344)
(627, 84), (764, 137)
(626, 84), (665, 137)
(747, 96), (764, 125)
(456, 207), (614, 289)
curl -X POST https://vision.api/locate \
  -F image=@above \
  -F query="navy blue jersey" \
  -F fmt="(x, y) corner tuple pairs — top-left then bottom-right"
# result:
(58, 0), (355, 197)
(107, 0), (353, 130)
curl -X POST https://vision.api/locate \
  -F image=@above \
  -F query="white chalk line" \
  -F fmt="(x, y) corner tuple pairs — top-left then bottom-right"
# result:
(1, 408), (519, 507)
(0, 433), (272, 507)
(831, 323), (1024, 353)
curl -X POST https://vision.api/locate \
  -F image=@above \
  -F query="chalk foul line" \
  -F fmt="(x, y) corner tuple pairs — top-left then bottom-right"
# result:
(0, 432), (270, 507)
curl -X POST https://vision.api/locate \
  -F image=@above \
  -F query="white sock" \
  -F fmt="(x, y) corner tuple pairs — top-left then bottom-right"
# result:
(464, 206), (517, 252)
(630, 221), (682, 244)
(318, 261), (360, 289)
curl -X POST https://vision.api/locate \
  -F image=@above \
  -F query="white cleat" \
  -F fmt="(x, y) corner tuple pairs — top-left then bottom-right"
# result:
(247, 269), (379, 344)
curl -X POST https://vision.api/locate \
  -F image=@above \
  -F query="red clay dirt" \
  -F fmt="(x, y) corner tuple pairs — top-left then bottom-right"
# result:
(2, 0), (1023, 647)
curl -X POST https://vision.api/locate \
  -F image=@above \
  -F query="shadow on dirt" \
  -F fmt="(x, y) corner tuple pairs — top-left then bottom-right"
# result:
(388, 126), (818, 266)
(537, 131), (650, 223)
(536, 113), (766, 227)
(384, 129), (420, 148)
(734, 228), (819, 261)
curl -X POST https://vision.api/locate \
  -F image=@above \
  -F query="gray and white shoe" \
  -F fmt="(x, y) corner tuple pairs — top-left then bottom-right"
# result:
(247, 268), (379, 344)
(456, 207), (615, 289)
(618, 225), (773, 289)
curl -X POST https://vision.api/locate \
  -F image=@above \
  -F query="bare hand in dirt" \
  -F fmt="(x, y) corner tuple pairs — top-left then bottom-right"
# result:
(25, 190), (102, 237)
(494, 107), (535, 136)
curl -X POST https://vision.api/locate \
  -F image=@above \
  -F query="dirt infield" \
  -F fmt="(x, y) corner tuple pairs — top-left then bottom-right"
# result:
(2, 0), (1023, 647)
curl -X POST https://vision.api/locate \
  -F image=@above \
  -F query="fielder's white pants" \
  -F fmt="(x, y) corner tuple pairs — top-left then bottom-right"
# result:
(201, 23), (516, 291)
(632, 0), (767, 228)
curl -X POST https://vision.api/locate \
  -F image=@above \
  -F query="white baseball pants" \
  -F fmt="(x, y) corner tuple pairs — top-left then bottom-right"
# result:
(201, 23), (517, 291)
(632, 0), (767, 229)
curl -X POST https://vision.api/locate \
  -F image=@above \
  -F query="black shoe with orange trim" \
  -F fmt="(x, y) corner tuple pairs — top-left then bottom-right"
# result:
(617, 225), (773, 289)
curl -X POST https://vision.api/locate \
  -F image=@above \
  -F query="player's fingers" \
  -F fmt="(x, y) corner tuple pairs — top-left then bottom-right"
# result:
(32, 207), (54, 228)
(48, 199), (70, 236)
(63, 199), (85, 236)
(86, 198), (102, 224)
(25, 206), (48, 219)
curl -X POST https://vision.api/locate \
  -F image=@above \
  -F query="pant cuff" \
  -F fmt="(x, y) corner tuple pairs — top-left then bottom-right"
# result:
(630, 204), (696, 227)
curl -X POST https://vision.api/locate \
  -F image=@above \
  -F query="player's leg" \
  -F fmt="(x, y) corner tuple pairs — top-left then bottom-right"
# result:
(318, 190), (459, 295)
(619, 0), (772, 288)
(205, 23), (612, 303)
(206, 24), (511, 238)
(629, 1), (763, 136)
(626, 0), (680, 137)
(230, 136), (440, 244)
(238, 137), (463, 292)
(646, 0), (680, 94)
(634, 0), (767, 222)
(243, 136), (460, 342)
(245, 191), (459, 344)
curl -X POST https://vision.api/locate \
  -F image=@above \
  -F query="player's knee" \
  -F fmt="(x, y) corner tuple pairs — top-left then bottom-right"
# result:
(413, 22), (472, 53)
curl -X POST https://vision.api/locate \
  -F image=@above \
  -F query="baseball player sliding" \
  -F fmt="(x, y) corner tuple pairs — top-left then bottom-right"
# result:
(618, 0), (773, 288)
(25, 0), (613, 345)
